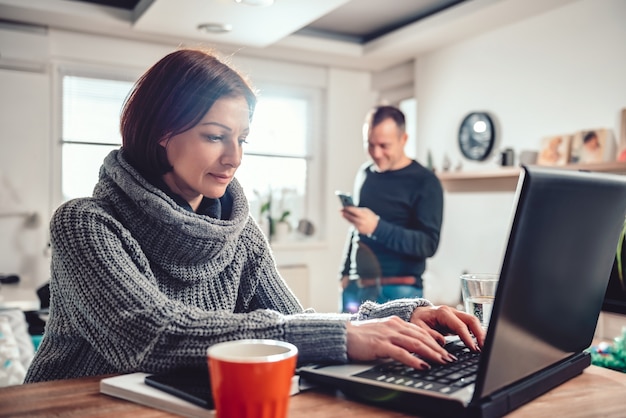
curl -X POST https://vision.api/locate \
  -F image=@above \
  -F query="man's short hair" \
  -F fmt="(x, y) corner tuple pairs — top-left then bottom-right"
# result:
(367, 106), (406, 133)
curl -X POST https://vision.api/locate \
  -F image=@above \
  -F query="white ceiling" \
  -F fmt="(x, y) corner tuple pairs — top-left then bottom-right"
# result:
(132, 0), (352, 48)
(0, 0), (578, 71)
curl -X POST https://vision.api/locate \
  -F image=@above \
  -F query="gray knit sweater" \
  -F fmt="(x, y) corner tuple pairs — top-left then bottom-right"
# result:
(25, 149), (431, 383)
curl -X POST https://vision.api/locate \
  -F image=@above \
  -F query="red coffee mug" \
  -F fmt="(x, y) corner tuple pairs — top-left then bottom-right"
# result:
(207, 339), (298, 418)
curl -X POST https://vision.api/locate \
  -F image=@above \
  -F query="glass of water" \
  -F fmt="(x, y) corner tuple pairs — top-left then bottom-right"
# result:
(460, 273), (499, 329)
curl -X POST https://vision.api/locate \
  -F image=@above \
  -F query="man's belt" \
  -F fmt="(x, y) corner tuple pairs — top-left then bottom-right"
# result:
(357, 276), (416, 288)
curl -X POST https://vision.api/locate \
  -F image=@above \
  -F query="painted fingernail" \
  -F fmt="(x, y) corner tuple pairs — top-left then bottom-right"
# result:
(441, 353), (454, 362)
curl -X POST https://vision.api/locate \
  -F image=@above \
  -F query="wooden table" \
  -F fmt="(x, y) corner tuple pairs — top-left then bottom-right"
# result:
(0, 365), (624, 417)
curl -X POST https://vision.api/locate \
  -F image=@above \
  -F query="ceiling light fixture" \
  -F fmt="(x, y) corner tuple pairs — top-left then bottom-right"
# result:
(197, 23), (233, 34)
(234, 0), (275, 6)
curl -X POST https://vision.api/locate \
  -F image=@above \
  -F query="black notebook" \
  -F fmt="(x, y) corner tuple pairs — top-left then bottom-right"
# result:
(144, 368), (214, 409)
(299, 166), (626, 418)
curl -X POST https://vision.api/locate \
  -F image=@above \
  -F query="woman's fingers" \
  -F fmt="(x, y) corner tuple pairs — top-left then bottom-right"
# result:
(410, 305), (486, 350)
(345, 303), (487, 371)
(346, 316), (455, 369)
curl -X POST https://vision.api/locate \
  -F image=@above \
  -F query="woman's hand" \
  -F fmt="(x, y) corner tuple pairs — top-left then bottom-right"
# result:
(346, 316), (457, 370)
(345, 306), (485, 369)
(410, 305), (485, 351)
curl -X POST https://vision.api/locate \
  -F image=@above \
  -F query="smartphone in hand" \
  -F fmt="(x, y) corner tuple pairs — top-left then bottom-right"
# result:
(335, 191), (354, 207)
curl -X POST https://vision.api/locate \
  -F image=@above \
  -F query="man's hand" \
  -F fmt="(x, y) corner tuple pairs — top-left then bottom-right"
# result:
(341, 206), (379, 236)
(340, 275), (350, 290)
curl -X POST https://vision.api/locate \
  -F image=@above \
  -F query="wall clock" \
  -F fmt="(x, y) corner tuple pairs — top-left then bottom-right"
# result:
(458, 112), (495, 161)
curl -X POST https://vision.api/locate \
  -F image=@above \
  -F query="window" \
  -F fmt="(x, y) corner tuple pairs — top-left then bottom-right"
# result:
(237, 87), (321, 236)
(60, 75), (322, 239)
(61, 75), (132, 201)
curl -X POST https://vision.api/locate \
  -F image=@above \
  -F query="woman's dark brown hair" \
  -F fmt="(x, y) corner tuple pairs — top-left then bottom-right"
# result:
(120, 48), (257, 178)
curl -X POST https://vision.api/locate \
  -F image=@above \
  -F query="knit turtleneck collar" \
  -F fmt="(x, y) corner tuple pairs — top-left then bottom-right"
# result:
(147, 174), (232, 220)
(93, 149), (250, 282)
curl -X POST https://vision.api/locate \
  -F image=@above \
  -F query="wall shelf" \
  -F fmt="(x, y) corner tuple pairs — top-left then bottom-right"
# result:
(437, 161), (626, 192)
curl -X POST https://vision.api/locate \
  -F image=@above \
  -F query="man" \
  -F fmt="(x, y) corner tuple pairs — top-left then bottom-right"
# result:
(339, 105), (443, 312)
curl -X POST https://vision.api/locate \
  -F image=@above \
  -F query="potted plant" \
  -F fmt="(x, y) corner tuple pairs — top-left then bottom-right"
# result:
(257, 190), (291, 242)
(273, 210), (291, 242)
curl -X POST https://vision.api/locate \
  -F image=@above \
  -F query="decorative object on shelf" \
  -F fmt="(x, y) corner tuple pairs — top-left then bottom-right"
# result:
(458, 111), (496, 161)
(296, 219), (315, 237)
(537, 134), (571, 166)
(589, 326), (626, 373)
(519, 150), (538, 166)
(442, 154), (451, 172)
(426, 149), (435, 171)
(569, 128), (616, 164)
(498, 148), (515, 166)
(619, 109), (626, 162)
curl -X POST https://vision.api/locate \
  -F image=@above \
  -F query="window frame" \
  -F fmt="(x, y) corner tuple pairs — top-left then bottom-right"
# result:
(52, 62), (141, 210)
(241, 82), (324, 236)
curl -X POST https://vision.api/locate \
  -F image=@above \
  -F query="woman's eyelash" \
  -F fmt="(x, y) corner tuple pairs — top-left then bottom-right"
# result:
(203, 134), (247, 145)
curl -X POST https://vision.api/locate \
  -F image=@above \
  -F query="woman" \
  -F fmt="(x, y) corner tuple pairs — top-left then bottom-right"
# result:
(25, 48), (482, 383)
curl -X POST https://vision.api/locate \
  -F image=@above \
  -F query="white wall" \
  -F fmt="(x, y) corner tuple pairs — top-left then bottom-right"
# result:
(0, 29), (373, 312)
(2, 0), (625, 319)
(0, 69), (50, 290)
(416, 0), (626, 305)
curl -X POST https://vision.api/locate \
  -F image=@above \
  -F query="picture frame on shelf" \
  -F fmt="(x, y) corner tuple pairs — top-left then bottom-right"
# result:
(537, 134), (571, 166)
(569, 128), (616, 164)
(618, 108), (626, 162)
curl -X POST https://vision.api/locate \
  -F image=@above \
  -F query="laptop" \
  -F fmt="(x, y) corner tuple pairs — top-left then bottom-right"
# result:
(299, 165), (626, 418)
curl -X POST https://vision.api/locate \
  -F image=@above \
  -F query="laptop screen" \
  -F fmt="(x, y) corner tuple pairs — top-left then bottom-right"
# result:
(475, 166), (626, 399)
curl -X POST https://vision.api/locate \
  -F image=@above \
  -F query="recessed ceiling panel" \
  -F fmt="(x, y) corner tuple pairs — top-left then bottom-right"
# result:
(132, 0), (350, 48)
(301, 0), (465, 42)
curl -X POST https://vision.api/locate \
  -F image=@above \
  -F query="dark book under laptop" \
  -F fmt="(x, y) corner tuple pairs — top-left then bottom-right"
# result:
(299, 166), (626, 418)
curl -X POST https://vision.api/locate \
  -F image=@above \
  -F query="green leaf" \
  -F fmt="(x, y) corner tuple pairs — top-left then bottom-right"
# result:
(278, 210), (291, 223)
(617, 218), (626, 291)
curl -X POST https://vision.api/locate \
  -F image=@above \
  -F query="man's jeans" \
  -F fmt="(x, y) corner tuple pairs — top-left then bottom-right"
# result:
(342, 280), (423, 313)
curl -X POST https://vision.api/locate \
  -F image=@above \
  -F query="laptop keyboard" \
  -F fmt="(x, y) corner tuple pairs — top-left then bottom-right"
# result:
(354, 339), (480, 395)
